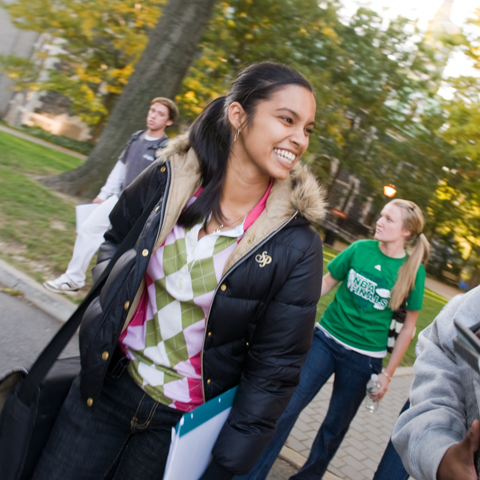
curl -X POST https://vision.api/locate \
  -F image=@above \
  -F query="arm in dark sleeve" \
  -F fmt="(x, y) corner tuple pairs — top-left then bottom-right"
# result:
(92, 161), (164, 281)
(211, 232), (323, 475)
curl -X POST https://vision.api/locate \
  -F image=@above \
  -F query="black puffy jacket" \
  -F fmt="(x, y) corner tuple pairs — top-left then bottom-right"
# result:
(78, 135), (326, 476)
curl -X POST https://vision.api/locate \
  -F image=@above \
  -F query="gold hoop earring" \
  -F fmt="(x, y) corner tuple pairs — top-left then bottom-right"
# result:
(233, 130), (240, 143)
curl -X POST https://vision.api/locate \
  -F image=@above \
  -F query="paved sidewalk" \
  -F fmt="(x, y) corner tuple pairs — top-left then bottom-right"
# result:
(279, 369), (413, 480)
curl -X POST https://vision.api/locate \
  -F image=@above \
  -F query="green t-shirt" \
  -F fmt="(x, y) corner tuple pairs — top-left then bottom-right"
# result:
(320, 239), (425, 352)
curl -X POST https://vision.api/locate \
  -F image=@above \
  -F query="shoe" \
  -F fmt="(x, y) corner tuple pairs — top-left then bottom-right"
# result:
(43, 275), (82, 294)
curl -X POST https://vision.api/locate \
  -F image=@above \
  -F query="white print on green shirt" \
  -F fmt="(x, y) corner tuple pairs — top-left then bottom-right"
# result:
(347, 269), (389, 311)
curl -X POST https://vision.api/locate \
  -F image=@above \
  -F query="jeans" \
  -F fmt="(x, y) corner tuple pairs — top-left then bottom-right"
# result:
(238, 327), (382, 480)
(32, 360), (183, 480)
(373, 400), (410, 480)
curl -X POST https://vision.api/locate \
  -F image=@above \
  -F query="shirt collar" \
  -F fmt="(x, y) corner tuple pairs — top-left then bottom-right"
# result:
(190, 178), (274, 237)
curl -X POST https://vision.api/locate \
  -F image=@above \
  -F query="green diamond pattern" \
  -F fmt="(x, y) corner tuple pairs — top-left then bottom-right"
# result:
(189, 257), (217, 297)
(164, 331), (188, 364)
(144, 317), (161, 349)
(155, 278), (175, 309)
(181, 303), (205, 329)
(213, 235), (237, 255)
(163, 238), (187, 274)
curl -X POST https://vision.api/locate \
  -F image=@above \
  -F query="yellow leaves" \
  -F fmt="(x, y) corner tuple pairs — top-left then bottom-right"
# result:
(104, 84), (123, 94)
(109, 65), (134, 85)
(322, 26), (338, 39)
(245, 33), (253, 40)
(185, 91), (196, 99)
(227, 19), (235, 28)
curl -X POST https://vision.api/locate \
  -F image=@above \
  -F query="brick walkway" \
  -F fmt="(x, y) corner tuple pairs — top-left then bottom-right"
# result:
(280, 368), (414, 480)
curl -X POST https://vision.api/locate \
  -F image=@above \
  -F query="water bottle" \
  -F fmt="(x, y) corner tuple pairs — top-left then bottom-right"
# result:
(365, 373), (380, 413)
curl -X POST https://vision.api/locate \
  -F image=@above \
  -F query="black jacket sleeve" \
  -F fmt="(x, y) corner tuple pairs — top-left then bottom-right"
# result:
(211, 230), (323, 475)
(91, 161), (165, 282)
(199, 460), (234, 480)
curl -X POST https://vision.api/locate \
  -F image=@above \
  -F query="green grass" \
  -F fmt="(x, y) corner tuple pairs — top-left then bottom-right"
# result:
(317, 246), (448, 366)
(0, 120), (93, 155)
(0, 130), (85, 287)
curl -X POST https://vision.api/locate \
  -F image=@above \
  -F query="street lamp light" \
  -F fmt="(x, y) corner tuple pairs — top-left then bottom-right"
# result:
(383, 184), (397, 198)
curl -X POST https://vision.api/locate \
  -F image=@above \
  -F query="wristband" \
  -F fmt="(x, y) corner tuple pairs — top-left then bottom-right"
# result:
(381, 371), (392, 381)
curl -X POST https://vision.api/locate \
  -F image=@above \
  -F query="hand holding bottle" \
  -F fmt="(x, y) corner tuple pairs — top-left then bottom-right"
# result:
(365, 374), (380, 412)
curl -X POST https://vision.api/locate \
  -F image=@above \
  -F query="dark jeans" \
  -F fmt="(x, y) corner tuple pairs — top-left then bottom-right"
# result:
(32, 361), (183, 480)
(373, 400), (410, 480)
(237, 328), (382, 480)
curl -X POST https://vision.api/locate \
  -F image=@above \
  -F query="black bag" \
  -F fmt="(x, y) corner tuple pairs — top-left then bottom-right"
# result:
(0, 178), (166, 480)
(0, 358), (80, 480)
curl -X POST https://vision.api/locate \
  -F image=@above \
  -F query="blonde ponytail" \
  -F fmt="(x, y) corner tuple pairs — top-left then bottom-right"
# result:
(388, 200), (430, 311)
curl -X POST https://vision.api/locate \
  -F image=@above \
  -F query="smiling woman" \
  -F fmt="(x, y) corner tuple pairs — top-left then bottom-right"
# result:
(31, 62), (326, 480)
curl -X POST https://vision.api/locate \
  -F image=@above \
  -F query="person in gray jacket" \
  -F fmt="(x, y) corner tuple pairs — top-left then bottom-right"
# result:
(392, 285), (480, 480)
(43, 97), (178, 293)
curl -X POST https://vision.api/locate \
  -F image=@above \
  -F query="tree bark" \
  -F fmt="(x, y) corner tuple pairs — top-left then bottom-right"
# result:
(89, 92), (118, 144)
(40, 0), (217, 198)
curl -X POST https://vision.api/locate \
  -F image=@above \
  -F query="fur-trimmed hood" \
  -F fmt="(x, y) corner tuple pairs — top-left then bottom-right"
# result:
(158, 133), (326, 225)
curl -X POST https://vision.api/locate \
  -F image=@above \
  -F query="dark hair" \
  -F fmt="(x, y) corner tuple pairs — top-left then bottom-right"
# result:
(178, 62), (313, 228)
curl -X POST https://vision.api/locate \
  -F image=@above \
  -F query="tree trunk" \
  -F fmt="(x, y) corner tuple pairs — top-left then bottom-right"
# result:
(89, 92), (119, 144)
(40, 0), (217, 198)
(327, 162), (342, 200)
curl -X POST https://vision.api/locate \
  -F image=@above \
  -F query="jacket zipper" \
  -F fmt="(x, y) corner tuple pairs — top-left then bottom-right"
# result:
(200, 212), (298, 402)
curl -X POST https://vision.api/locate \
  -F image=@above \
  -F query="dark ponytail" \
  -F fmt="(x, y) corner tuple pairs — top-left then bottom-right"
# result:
(178, 62), (313, 228)
(178, 96), (231, 227)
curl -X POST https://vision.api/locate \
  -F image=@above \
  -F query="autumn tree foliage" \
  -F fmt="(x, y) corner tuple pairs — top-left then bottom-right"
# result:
(1, 0), (166, 136)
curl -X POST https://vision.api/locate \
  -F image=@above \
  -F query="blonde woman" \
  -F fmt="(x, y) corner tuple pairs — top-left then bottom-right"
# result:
(242, 199), (429, 480)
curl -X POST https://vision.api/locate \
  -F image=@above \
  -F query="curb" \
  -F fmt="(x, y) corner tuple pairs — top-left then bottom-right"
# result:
(279, 446), (342, 480)
(0, 258), (76, 323)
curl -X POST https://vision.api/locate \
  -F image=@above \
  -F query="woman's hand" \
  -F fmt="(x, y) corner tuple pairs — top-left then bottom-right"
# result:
(373, 310), (419, 403)
(371, 372), (390, 402)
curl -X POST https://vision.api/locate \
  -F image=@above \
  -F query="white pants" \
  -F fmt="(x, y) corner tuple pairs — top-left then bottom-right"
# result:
(65, 195), (118, 287)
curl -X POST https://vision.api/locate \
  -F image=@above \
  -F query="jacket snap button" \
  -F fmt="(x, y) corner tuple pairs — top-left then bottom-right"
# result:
(246, 341), (249, 347)
(207, 379), (211, 384)
(160, 166), (166, 173)
(87, 398), (93, 407)
(247, 239), (252, 244)
(208, 332), (212, 337)
(142, 249), (149, 257)
(102, 351), (109, 361)
(220, 284), (227, 291)
(124, 301), (130, 310)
